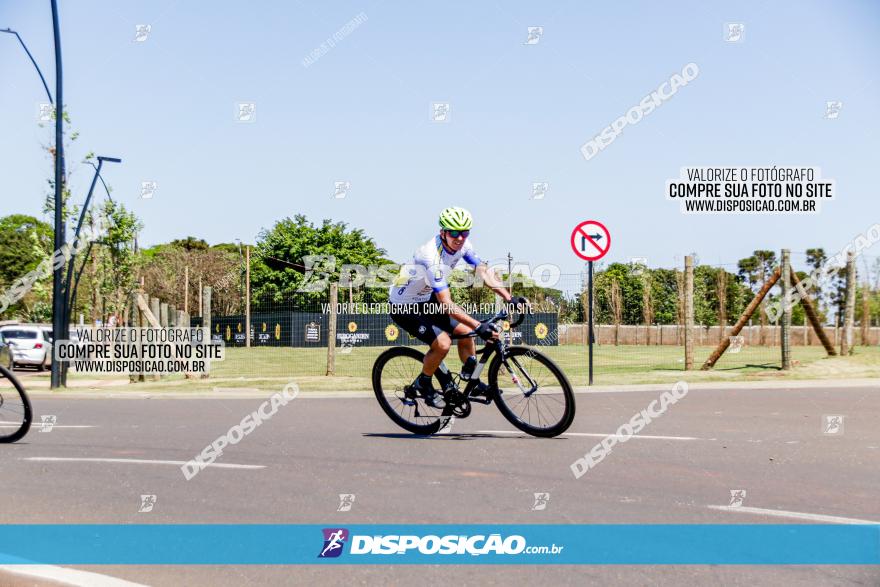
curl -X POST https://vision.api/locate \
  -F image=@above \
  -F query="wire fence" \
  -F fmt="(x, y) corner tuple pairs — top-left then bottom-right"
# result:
(190, 262), (879, 389)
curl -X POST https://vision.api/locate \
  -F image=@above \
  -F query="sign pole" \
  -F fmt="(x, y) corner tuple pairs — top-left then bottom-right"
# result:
(588, 260), (594, 386)
(570, 219), (610, 388)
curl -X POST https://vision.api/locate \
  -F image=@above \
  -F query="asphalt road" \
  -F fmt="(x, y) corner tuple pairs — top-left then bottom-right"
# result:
(1, 383), (878, 586)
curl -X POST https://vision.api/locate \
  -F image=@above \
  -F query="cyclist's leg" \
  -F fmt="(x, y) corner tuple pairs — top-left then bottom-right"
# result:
(423, 331), (452, 376)
(453, 322), (475, 363)
(390, 309), (451, 377)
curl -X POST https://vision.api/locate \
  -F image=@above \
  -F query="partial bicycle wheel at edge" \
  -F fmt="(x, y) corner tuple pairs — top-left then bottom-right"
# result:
(488, 346), (575, 437)
(372, 346), (448, 435)
(0, 364), (32, 443)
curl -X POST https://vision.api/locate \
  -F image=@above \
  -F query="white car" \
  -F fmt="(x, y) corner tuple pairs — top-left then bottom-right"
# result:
(0, 326), (52, 371)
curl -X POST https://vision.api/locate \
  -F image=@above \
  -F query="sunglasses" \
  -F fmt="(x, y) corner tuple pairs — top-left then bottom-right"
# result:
(445, 230), (470, 238)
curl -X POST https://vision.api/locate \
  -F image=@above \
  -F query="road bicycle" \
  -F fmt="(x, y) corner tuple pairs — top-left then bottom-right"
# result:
(372, 306), (575, 437)
(0, 364), (32, 443)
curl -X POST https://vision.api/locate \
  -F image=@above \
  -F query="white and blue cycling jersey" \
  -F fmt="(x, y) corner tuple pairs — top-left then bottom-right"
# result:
(389, 235), (482, 304)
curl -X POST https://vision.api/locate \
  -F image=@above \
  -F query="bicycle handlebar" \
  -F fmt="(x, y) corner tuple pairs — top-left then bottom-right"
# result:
(452, 301), (529, 340)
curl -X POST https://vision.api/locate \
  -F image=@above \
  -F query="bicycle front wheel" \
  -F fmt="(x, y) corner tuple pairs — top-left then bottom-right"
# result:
(372, 347), (449, 435)
(0, 364), (32, 443)
(488, 346), (575, 438)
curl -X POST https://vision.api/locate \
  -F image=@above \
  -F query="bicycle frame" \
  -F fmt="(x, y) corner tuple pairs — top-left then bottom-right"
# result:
(442, 308), (538, 400)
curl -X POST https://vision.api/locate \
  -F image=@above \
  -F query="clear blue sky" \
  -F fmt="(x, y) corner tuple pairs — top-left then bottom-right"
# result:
(1, 0), (878, 277)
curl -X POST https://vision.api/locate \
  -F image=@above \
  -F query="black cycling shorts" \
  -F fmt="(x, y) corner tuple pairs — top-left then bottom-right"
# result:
(390, 298), (459, 346)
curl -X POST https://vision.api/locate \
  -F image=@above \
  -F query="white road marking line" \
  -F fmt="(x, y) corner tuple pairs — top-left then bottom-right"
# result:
(0, 422), (95, 429)
(477, 430), (702, 440)
(0, 564), (148, 586)
(708, 505), (880, 525)
(21, 457), (264, 470)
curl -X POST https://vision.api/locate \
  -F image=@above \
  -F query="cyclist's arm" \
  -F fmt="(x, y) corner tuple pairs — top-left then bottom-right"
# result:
(475, 264), (512, 302)
(433, 287), (480, 329)
(461, 242), (511, 303)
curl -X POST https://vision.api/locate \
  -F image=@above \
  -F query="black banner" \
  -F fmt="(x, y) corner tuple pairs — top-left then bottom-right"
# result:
(198, 312), (558, 348)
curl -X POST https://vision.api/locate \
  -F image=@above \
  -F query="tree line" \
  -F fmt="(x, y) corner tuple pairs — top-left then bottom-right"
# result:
(1, 211), (878, 328)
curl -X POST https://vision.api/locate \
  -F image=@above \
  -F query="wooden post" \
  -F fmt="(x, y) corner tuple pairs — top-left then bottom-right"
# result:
(168, 305), (177, 327)
(862, 283), (870, 346)
(136, 294), (161, 327)
(202, 287), (212, 335)
(150, 297), (161, 326)
(790, 270), (836, 356)
(684, 255), (694, 370)
(326, 283), (338, 376)
(129, 291), (141, 384)
(147, 296), (161, 381)
(702, 267), (781, 369)
(245, 246), (251, 348)
(159, 302), (170, 379)
(781, 249), (792, 370)
(198, 277), (203, 318)
(184, 266), (189, 315)
(842, 251), (856, 355)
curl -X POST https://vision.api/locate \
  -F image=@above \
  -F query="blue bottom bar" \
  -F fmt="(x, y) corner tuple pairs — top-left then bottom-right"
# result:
(1, 525), (878, 564)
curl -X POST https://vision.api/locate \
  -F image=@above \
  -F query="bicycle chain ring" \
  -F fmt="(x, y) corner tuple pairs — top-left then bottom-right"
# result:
(443, 387), (471, 418)
(451, 399), (471, 418)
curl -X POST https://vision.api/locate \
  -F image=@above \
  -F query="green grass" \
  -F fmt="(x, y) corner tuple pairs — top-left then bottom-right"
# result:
(210, 343), (879, 390)
(58, 343), (879, 393)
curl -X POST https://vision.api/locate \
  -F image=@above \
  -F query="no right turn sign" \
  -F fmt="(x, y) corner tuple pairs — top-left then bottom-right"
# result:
(570, 220), (611, 261)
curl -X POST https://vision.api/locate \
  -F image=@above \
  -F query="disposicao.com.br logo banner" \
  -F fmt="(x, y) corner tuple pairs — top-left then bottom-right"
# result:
(316, 527), (561, 559)
(1, 525), (878, 565)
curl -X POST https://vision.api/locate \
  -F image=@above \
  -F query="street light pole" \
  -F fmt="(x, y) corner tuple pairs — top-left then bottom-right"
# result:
(63, 157), (121, 331)
(50, 0), (65, 389)
(0, 28), (53, 104)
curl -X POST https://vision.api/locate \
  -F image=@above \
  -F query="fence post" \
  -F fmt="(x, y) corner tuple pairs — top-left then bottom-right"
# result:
(129, 291), (141, 383)
(326, 283), (338, 376)
(201, 287), (212, 379)
(149, 297), (162, 380)
(245, 245), (251, 348)
(684, 255), (694, 370)
(862, 284), (870, 346)
(159, 303), (169, 327)
(150, 297), (161, 326)
(781, 249), (792, 369)
(841, 251), (856, 355)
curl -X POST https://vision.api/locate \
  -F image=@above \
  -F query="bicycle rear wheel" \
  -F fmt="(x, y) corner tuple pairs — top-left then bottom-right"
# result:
(488, 346), (575, 438)
(372, 347), (450, 435)
(0, 364), (32, 443)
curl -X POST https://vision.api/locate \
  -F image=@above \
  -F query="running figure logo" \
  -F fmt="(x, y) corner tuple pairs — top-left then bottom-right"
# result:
(728, 335), (745, 354)
(318, 528), (349, 558)
(531, 492), (550, 511)
(39, 415), (57, 433)
(824, 101), (843, 120)
(337, 494), (356, 512)
(531, 182), (549, 200)
(524, 26), (543, 45)
(139, 494), (157, 513)
(724, 23), (744, 42)
(728, 489), (746, 507)
(822, 415), (844, 435)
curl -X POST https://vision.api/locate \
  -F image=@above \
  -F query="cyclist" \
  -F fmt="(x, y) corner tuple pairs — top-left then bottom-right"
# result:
(388, 206), (526, 408)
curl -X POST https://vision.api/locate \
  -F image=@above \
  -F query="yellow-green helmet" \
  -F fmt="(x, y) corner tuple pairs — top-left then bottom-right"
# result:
(439, 207), (473, 231)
